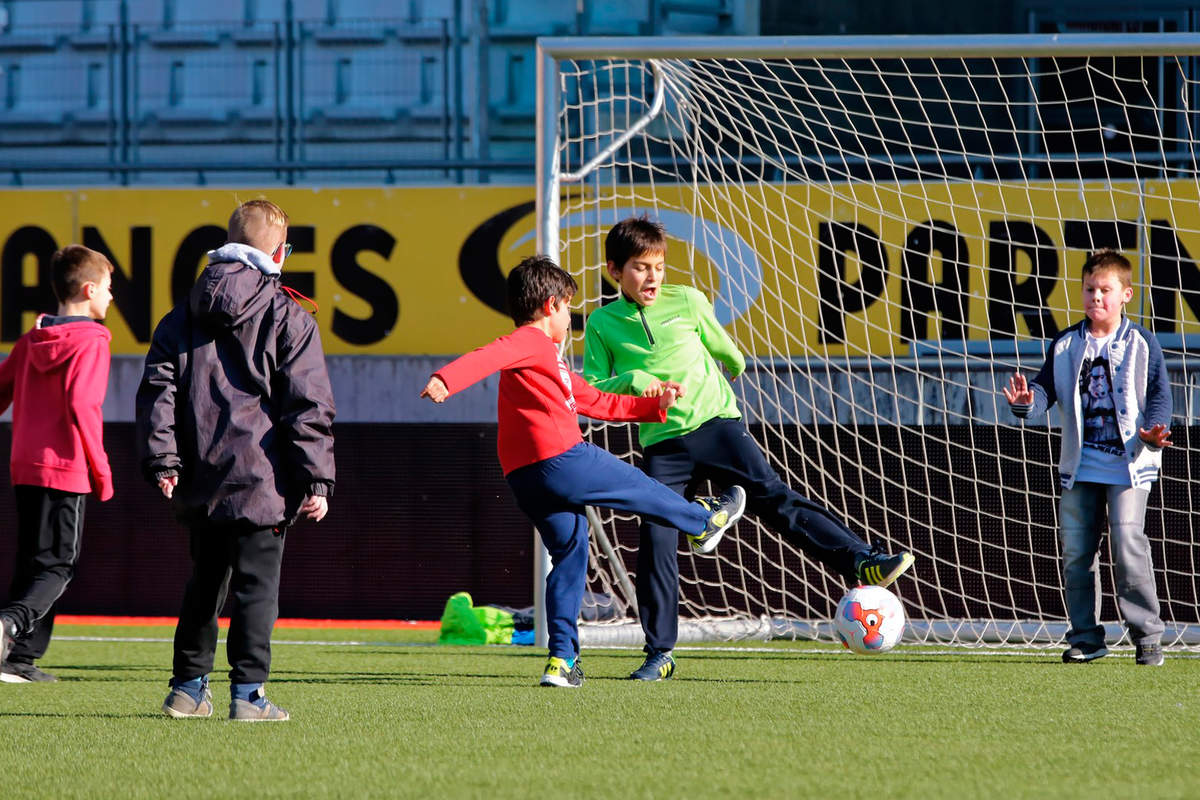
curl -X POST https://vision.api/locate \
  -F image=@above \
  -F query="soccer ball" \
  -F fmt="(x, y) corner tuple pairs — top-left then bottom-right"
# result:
(833, 585), (906, 654)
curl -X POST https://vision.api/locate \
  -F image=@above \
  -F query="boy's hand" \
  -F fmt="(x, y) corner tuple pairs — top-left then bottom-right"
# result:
(642, 379), (686, 398)
(420, 376), (448, 403)
(659, 387), (678, 410)
(158, 474), (178, 499)
(299, 495), (329, 522)
(1002, 374), (1034, 405)
(1139, 423), (1173, 448)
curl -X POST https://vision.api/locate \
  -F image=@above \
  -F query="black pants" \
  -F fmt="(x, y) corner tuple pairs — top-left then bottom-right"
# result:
(637, 418), (871, 652)
(3, 485), (86, 665)
(172, 522), (285, 685)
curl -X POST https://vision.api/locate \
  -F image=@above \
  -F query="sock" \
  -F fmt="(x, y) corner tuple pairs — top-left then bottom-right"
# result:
(232, 682), (266, 706)
(172, 676), (206, 703)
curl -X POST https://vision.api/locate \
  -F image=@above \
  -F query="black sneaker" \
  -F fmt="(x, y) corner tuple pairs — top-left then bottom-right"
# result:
(1062, 642), (1109, 663)
(539, 656), (584, 688)
(855, 547), (915, 588)
(1, 661), (57, 683)
(689, 486), (746, 554)
(1135, 642), (1165, 667)
(629, 650), (676, 681)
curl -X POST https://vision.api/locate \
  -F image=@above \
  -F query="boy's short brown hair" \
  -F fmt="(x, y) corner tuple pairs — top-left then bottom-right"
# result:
(50, 245), (114, 303)
(605, 215), (668, 269)
(507, 255), (577, 326)
(1082, 248), (1132, 289)
(227, 199), (289, 249)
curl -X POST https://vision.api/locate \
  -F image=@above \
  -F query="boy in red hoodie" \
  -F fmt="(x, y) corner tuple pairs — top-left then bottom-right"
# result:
(0, 245), (114, 682)
(421, 255), (745, 687)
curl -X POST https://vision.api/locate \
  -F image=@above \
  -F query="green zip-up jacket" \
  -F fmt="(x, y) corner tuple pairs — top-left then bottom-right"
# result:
(583, 284), (745, 448)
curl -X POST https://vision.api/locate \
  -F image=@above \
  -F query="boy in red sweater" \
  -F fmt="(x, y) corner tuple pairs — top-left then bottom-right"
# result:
(0, 245), (114, 682)
(422, 255), (745, 687)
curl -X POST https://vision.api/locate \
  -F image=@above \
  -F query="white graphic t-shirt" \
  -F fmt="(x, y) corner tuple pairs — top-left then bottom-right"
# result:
(1075, 331), (1130, 485)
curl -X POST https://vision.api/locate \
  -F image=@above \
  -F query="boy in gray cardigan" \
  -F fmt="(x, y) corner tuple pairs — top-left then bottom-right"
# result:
(1004, 249), (1171, 666)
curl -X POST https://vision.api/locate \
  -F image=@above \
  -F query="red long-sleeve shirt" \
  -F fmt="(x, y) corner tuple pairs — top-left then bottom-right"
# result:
(0, 316), (113, 499)
(434, 325), (667, 475)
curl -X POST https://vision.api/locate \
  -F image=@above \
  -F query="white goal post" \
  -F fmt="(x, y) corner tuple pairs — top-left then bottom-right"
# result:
(534, 33), (1200, 650)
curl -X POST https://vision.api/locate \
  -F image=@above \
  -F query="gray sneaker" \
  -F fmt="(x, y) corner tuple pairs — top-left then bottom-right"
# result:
(162, 681), (214, 718)
(230, 697), (290, 721)
(0, 615), (13, 667)
(1, 661), (57, 683)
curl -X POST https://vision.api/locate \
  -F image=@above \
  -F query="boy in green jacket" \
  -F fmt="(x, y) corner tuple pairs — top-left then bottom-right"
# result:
(583, 216), (915, 681)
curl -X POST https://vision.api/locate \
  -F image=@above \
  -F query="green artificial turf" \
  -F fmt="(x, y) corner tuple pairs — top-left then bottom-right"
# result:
(0, 626), (1195, 799)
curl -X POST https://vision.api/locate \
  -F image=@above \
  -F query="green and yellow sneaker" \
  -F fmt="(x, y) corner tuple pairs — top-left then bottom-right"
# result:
(539, 656), (583, 688)
(688, 486), (746, 554)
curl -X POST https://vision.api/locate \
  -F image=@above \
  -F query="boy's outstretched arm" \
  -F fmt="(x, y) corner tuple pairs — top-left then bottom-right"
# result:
(427, 330), (543, 402)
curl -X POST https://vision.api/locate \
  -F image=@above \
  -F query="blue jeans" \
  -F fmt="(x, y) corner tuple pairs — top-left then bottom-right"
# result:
(506, 442), (712, 661)
(1059, 482), (1164, 646)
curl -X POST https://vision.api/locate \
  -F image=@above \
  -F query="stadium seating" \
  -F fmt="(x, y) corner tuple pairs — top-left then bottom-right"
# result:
(0, 0), (750, 184)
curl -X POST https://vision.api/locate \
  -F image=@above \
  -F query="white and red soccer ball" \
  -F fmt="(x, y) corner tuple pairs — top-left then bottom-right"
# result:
(834, 585), (906, 654)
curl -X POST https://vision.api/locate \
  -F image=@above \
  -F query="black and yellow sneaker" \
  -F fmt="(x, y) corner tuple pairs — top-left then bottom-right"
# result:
(629, 650), (676, 681)
(688, 486), (746, 554)
(855, 547), (915, 588)
(1135, 643), (1164, 667)
(539, 656), (584, 688)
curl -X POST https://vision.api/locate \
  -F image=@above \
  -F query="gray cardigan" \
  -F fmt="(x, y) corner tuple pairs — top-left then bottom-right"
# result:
(1010, 317), (1172, 490)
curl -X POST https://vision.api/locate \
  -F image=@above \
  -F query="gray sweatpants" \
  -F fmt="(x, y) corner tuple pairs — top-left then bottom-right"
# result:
(1059, 482), (1164, 647)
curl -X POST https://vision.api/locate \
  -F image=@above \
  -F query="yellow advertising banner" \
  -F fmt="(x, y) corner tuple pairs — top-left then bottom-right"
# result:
(1, 183), (1198, 356)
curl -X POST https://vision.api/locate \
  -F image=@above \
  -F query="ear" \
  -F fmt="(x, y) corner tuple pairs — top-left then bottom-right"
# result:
(605, 261), (621, 281)
(543, 295), (558, 316)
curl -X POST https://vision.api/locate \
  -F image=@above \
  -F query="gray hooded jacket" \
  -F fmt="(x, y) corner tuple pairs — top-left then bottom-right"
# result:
(136, 244), (336, 527)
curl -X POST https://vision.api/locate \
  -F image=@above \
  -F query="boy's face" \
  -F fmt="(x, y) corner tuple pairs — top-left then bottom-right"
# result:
(1081, 268), (1132, 330)
(86, 273), (113, 320)
(545, 293), (573, 343)
(608, 249), (665, 306)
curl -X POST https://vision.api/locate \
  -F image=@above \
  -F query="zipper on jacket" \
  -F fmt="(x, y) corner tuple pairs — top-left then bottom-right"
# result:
(637, 307), (655, 346)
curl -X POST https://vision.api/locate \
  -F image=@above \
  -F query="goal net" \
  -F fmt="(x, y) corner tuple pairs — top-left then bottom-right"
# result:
(535, 34), (1200, 649)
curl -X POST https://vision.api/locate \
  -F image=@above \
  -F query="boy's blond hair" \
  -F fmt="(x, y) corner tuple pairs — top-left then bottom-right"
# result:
(227, 199), (289, 252)
(1082, 248), (1132, 289)
(50, 245), (113, 303)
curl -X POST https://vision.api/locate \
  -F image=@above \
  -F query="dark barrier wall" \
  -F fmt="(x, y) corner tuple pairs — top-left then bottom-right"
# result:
(0, 423), (1196, 624)
(0, 424), (534, 620)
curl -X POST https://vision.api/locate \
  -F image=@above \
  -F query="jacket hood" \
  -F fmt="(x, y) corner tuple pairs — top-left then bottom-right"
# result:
(27, 315), (111, 372)
(190, 252), (279, 330)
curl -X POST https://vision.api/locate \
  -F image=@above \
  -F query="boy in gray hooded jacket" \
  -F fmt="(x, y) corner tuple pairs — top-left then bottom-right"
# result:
(137, 199), (336, 719)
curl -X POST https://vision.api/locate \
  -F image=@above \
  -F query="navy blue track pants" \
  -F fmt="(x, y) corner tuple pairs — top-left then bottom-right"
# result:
(506, 442), (711, 661)
(638, 417), (870, 652)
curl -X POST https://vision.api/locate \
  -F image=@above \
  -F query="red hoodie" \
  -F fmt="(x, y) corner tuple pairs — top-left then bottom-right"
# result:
(0, 315), (113, 500)
(434, 325), (666, 475)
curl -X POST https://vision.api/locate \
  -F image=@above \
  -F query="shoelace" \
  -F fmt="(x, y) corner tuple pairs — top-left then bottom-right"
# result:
(282, 284), (319, 314)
